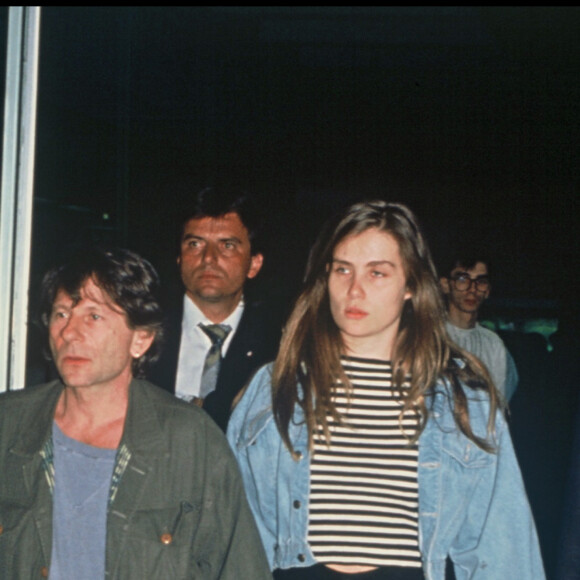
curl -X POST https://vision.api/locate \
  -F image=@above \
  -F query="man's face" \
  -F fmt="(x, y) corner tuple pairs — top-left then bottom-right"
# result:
(443, 261), (490, 316)
(178, 212), (263, 310)
(49, 278), (152, 390)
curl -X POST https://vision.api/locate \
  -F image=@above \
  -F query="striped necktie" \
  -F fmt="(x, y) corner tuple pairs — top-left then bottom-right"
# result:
(199, 323), (232, 399)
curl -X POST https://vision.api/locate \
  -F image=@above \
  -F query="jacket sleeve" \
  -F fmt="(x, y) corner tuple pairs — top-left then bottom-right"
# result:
(227, 364), (280, 570)
(448, 410), (546, 579)
(211, 446), (273, 580)
(227, 364), (272, 443)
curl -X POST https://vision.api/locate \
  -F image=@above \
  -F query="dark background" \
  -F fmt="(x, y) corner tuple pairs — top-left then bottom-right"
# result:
(16, 6), (579, 318)
(1, 8), (579, 578)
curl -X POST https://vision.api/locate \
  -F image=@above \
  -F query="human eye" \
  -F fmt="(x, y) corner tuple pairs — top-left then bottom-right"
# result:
(332, 263), (350, 275)
(51, 309), (68, 321)
(475, 276), (490, 288)
(90, 313), (102, 321)
(223, 240), (237, 250)
(182, 235), (203, 251)
(371, 269), (386, 278)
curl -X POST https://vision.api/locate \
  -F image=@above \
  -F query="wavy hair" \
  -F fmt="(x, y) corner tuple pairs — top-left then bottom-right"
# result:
(272, 200), (501, 455)
(40, 246), (164, 378)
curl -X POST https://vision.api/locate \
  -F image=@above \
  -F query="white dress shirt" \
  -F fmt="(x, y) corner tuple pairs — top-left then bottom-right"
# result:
(175, 295), (244, 401)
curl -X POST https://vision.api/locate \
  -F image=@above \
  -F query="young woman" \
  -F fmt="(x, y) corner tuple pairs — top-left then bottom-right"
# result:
(227, 200), (544, 580)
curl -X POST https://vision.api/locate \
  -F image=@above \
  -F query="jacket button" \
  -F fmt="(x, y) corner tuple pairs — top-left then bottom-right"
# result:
(160, 533), (173, 545)
(293, 500), (301, 509)
(40, 567), (49, 578)
(0, 524), (3, 535)
(295, 450), (303, 460)
(246, 351), (254, 357)
(297, 554), (306, 562)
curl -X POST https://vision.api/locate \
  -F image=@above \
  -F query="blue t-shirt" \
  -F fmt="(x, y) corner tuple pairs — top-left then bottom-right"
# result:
(49, 422), (116, 580)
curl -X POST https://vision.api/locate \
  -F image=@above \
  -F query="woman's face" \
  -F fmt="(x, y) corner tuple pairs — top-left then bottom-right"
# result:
(328, 227), (411, 360)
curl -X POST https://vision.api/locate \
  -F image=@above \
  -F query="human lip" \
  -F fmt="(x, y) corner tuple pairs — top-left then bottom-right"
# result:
(61, 355), (90, 365)
(345, 307), (368, 319)
(197, 268), (223, 279)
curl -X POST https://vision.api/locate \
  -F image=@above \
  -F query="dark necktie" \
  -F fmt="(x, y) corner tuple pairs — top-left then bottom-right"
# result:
(199, 323), (232, 399)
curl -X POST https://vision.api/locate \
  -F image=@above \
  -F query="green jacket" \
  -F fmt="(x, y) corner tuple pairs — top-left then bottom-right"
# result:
(0, 379), (272, 579)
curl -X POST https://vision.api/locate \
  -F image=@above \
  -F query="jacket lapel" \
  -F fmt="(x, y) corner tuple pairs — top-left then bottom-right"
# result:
(106, 380), (168, 576)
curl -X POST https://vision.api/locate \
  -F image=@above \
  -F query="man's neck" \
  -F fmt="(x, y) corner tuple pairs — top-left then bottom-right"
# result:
(54, 379), (130, 449)
(447, 307), (478, 330)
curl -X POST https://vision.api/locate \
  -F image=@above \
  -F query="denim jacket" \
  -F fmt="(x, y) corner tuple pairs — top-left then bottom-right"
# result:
(227, 363), (545, 580)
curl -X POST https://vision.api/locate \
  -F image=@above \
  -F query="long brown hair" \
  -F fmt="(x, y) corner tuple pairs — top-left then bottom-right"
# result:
(272, 200), (501, 455)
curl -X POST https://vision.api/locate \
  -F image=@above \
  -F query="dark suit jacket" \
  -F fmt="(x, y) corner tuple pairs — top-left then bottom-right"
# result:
(148, 296), (287, 432)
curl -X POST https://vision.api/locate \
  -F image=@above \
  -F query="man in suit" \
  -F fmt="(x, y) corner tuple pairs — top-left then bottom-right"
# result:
(149, 186), (287, 431)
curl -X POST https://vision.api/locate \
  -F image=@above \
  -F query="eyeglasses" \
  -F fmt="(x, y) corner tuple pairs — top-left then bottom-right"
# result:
(449, 272), (490, 292)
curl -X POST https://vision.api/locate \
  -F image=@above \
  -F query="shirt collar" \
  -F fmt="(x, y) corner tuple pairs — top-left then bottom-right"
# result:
(182, 293), (245, 336)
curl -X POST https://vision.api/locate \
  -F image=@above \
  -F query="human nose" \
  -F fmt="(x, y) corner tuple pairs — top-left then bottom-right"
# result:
(60, 312), (82, 341)
(347, 274), (365, 298)
(202, 243), (218, 263)
(458, 278), (478, 292)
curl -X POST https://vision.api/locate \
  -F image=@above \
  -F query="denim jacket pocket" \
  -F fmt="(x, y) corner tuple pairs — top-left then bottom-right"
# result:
(440, 435), (495, 469)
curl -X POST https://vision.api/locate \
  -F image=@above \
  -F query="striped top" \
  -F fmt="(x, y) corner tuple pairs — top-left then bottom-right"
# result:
(308, 356), (422, 569)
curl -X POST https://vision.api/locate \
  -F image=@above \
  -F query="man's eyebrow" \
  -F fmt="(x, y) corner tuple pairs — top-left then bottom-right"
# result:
(453, 271), (489, 278)
(182, 233), (243, 243)
(182, 233), (202, 241)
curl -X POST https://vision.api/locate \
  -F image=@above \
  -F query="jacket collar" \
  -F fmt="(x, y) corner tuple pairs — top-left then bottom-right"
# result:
(11, 379), (168, 458)
(117, 379), (168, 457)
(11, 381), (63, 457)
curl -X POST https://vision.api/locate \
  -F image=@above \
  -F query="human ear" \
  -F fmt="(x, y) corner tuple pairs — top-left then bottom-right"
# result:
(482, 284), (491, 300)
(440, 277), (450, 295)
(247, 253), (264, 279)
(130, 329), (155, 359)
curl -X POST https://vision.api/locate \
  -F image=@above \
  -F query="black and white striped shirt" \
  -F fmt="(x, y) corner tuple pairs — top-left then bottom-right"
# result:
(308, 356), (422, 569)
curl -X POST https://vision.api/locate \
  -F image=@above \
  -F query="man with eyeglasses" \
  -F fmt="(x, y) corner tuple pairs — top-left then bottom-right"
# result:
(440, 256), (518, 402)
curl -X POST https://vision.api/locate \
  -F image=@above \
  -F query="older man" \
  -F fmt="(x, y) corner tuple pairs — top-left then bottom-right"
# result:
(0, 246), (272, 579)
